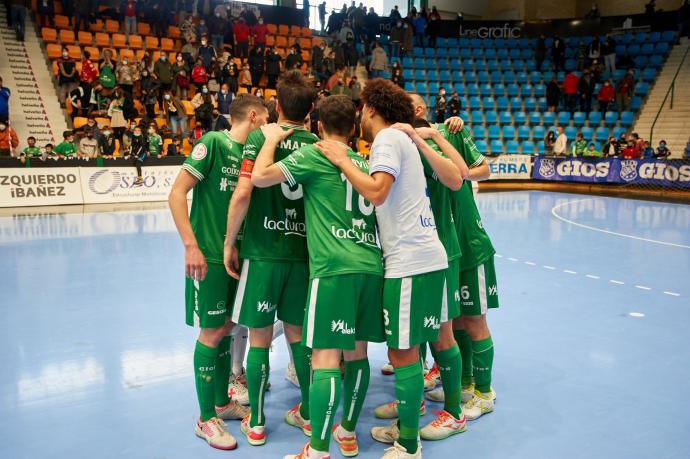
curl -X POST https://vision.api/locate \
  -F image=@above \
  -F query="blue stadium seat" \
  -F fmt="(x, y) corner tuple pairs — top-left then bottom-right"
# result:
(635, 32), (647, 43)
(620, 32), (633, 44)
(438, 58), (450, 69)
(517, 125), (531, 139)
(471, 110), (484, 124)
(470, 38), (482, 48)
(499, 111), (512, 124)
(502, 125), (516, 139)
(581, 126), (594, 140)
(478, 71), (490, 83)
(642, 68), (657, 82)
(453, 82), (465, 94)
(494, 84), (506, 97)
(521, 48), (533, 59)
(506, 140), (520, 154)
(509, 97), (522, 111)
(497, 48), (509, 59)
(469, 96), (481, 110)
(466, 84), (479, 96)
(485, 48), (497, 59)
(534, 84), (546, 97)
(404, 82), (414, 92)
(483, 96), (496, 109)
(465, 71), (477, 83)
(631, 96), (642, 111)
(436, 37), (448, 47)
(461, 60), (473, 72)
(427, 70), (439, 81)
(514, 111), (526, 124)
(537, 140), (545, 155)
(447, 38), (458, 47)
(620, 111), (634, 126)
(439, 70), (451, 82)
(525, 60), (536, 71)
(573, 112), (586, 126)
(402, 57), (413, 67)
(424, 47), (435, 57)
(528, 112), (541, 125)
(415, 82), (428, 94)
(509, 48), (521, 59)
(557, 111), (571, 125)
(649, 55), (663, 68)
(604, 111), (618, 125)
(474, 48), (486, 59)
(414, 69), (426, 80)
(403, 69), (413, 80)
(533, 125), (545, 141)
(428, 82), (440, 94)
(480, 83), (493, 96)
(627, 44), (641, 55)
(655, 42), (669, 54)
(488, 125), (501, 139)
(594, 126), (609, 140)
(615, 44), (627, 56)
(475, 59), (488, 72)
(565, 59), (577, 71)
(543, 112), (556, 125)
(635, 82), (649, 96)
(485, 110), (498, 124)
(495, 38), (506, 48)
(486, 60), (499, 71)
(500, 60), (512, 71)
(613, 127), (627, 138)
(458, 38), (470, 48)
(634, 56), (649, 68)
(588, 111), (602, 126)
(529, 71), (542, 84)
(513, 59), (526, 70)
(413, 47), (424, 57)
(490, 139), (504, 154)
(451, 70), (462, 82)
(460, 110), (470, 121)
(503, 71), (516, 83)
(424, 58), (436, 69)
(475, 139), (488, 153)
(662, 30), (677, 42)
(522, 140), (535, 154)
(565, 126), (577, 140)
(516, 72), (528, 84)
(507, 84), (520, 97)
(490, 70), (502, 82)
(524, 98), (537, 111)
(472, 125), (486, 139)
(496, 96), (509, 111)
(414, 57), (424, 67)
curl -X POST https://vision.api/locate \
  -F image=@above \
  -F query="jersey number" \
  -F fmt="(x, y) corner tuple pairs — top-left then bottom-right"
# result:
(341, 173), (374, 216)
(281, 182), (303, 200)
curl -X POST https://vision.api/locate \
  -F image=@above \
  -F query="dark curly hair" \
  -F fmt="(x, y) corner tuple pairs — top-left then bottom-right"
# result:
(360, 78), (415, 125)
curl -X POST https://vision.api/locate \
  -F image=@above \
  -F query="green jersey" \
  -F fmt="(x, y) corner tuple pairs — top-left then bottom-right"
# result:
(240, 124), (319, 262)
(22, 146), (42, 157)
(182, 130), (243, 264)
(277, 144), (382, 278)
(571, 139), (587, 156)
(420, 139), (461, 262)
(54, 141), (76, 156)
(439, 124), (496, 270)
(148, 134), (162, 155)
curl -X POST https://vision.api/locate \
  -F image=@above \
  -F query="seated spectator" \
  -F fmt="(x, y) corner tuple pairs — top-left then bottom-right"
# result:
(597, 79), (615, 114)
(167, 137), (181, 156)
(390, 60), (404, 88)
(582, 143), (602, 158)
(631, 132), (644, 152)
(554, 126), (568, 156)
(655, 140), (671, 159)
(622, 140), (640, 158)
(147, 125), (163, 159)
(642, 141), (655, 158)
(546, 76), (560, 112)
(544, 130), (556, 155)
(435, 89), (447, 123)
(98, 127), (116, 159)
(79, 127), (99, 159)
(571, 132), (587, 156)
(331, 78), (351, 97)
(603, 136), (621, 157)
(44, 143), (55, 159)
(163, 91), (187, 139)
(53, 130), (77, 159)
(209, 109), (230, 131)
(448, 92), (461, 117)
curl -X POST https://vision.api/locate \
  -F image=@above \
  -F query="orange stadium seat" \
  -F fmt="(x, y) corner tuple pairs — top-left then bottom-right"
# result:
(84, 46), (100, 60)
(46, 43), (62, 59)
(278, 24), (289, 35)
(181, 100), (194, 116)
(95, 117), (110, 127)
(113, 139), (120, 157)
(73, 117), (88, 129)
(168, 25), (180, 39)
(54, 1), (62, 14)
(135, 50), (145, 61)
(145, 36), (159, 49)
(105, 19), (120, 33)
(137, 22), (151, 36)
(112, 34), (127, 48)
(95, 32), (110, 48)
(54, 15), (70, 29)
(59, 29), (75, 45)
(276, 36), (287, 48)
(67, 45), (81, 60)
(182, 138), (192, 155)
(77, 31), (93, 45)
(264, 88), (276, 100)
(152, 51), (162, 62)
(299, 37), (311, 49)
(129, 35), (143, 50)
(301, 50), (310, 62)
(161, 38), (174, 52)
(119, 48), (134, 61)
(89, 19), (104, 32)
(290, 25), (301, 36)
(311, 37), (323, 47)
(301, 27), (311, 37)
(266, 35), (275, 47)
(162, 138), (172, 155)
(42, 27), (57, 43)
(51, 60), (59, 76)
(266, 23), (277, 34)
(154, 118), (166, 129)
(75, 61), (83, 74)
(287, 36), (297, 47)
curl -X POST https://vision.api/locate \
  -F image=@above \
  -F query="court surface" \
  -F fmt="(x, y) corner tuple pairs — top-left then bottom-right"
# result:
(1, 190), (689, 459)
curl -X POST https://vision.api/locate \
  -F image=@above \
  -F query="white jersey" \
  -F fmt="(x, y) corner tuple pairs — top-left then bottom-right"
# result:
(369, 128), (448, 278)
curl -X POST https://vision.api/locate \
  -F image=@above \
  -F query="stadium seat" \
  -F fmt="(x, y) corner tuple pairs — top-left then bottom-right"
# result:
(428, 70), (439, 81)
(480, 84), (492, 96)
(543, 112), (556, 126)
(536, 140), (545, 155)
(404, 82), (414, 92)
(472, 125), (486, 139)
(505, 140), (519, 154)
(514, 111), (526, 124)
(471, 110), (484, 124)
(46, 43), (62, 59)
(490, 139), (503, 154)
(488, 124), (501, 139)
(66, 45), (81, 60)
(128, 34), (143, 49)
(573, 112), (586, 126)
(161, 38), (174, 52)
(528, 112), (541, 125)
(631, 96), (642, 111)
(521, 140), (535, 154)
(290, 25), (301, 36)
(119, 49), (133, 61)
(534, 84), (545, 97)
(662, 30), (677, 42)
(428, 82), (440, 94)
(278, 24), (289, 35)
(168, 25), (181, 38)
(494, 96), (507, 111)
(483, 97), (496, 109)
(469, 96), (481, 110)
(635, 32), (647, 43)
(635, 82), (650, 96)
(620, 111), (635, 126)
(466, 84), (479, 96)
(475, 139), (488, 153)
(565, 126), (578, 140)
(145, 36), (159, 49)
(59, 29), (76, 45)
(509, 97), (522, 111)
(524, 98), (537, 112)
(465, 71), (477, 83)
(507, 83), (519, 97)
(54, 15), (70, 29)
(112, 33), (126, 48)
(595, 126), (610, 140)
(415, 82), (427, 94)
(517, 125), (531, 139)
(137, 22), (151, 36)
(533, 125), (545, 141)
(613, 127), (627, 139)
(604, 111), (618, 125)
(581, 127), (594, 140)
(634, 56), (648, 68)
(105, 19), (119, 33)
(42, 27), (58, 43)
(439, 70), (451, 82)
(588, 111), (602, 126)
(484, 110), (498, 124)
(499, 111), (512, 124)
(502, 125), (516, 140)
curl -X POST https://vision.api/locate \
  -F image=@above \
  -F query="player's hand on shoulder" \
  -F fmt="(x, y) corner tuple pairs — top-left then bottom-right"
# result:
(261, 123), (292, 144)
(415, 126), (438, 140)
(390, 122), (416, 137)
(445, 116), (464, 133)
(185, 244), (208, 281)
(315, 140), (348, 166)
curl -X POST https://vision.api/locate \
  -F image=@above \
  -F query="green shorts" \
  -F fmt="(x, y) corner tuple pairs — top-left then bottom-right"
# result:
(382, 269), (446, 350)
(443, 258), (461, 322)
(459, 256), (499, 316)
(303, 273), (385, 350)
(231, 259), (309, 329)
(185, 262), (238, 328)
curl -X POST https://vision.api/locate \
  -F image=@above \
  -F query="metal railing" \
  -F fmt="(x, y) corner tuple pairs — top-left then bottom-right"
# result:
(649, 42), (690, 144)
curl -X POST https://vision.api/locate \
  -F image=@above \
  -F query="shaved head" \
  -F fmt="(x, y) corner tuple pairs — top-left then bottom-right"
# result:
(409, 93), (427, 119)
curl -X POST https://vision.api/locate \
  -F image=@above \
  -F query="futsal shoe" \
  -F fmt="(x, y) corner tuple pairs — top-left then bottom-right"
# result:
(286, 361), (300, 388)
(380, 442), (422, 459)
(332, 423), (359, 457)
(240, 415), (266, 446)
(284, 442), (331, 459)
(215, 400), (249, 420)
(374, 399), (426, 419)
(425, 388), (444, 402)
(371, 420), (399, 444)
(420, 410), (467, 440)
(461, 384), (475, 403)
(381, 362), (394, 375)
(228, 375), (250, 406)
(423, 363), (440, 391)
(463, 389), (496, 421)
(285, 403), (312, 436)
(195, 417), (237, 450)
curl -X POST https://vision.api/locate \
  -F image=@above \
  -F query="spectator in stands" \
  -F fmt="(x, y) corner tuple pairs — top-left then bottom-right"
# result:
(616, 69), (634, 111)
(391, 61), (403, 88)
(365, 7), (379, 44)
(655, 140), (671, 159)
(180, 16), (196, 44)
(641, 140), (655, 158)
(265, 47), (282, 89)
(631, 132), (644, 153)
(140, 68), (160, 119)
(312, 40), (326, 81)
(98, 126), (115, 159)
(554, 126), (568, 156)
(585, 3), (600, 19)
(195, 17), (208, 40)
(583, 143), (602, 158)
(571, 132), (587, 156)
(116, 56), (136, 97)
(435, 89), (447, 123)
(216, 83), (234, 117)
(0, 121), (18, 156)
(286, 46), (303, 71)
(339, 20), (354, 44)
(68, 85), (85, 120)
(73, 0), (93, 32)
(252, 17), (268, 48)
(563, 70), (580, 115)
(0, 77), (8, 123)
(195, 91), (215, 130)
(123, 0), (136, 42)
(36, 0), (54, 28)
(173, 54), (190, 99)
(198, 36), (218, 69)
(390, 5), (401, 21)
(602, 34), (616, 72)
(448, 92), (461, 117)
(191, 57), (208, 92)
(597, 79), (615, 114)
(369, 42), (388, 78)
(80, 51), (98, 112)
(403, 19), (414, 57)
(79, 127), (98, 159)
(427, 8), (440, 48)
(54, 130), (76, 158)
(167, 137), (181, 156)
(552, 35), (566, 71)
(209, 10), (225, 51)
(129, 125), (147, 183)
(349, 76), (362, 106)
(575, 40), (587, 70)
(11, 0), (28, 41)
(535, 35), (546, 71)
(544, 130), (556, 155)
(222, 55), (239, 94)
(622, 140), (639, 158)
(249, 45), (266, 91)
(389, 18), (405, 58)
(153, 52), (174, 110)
(412, 13), (426, 47)
(240, 4), (258, 26)
(344, 41), (359, 76)
(546, 76), (560, 112)
(603, 136), (621, 157)
(20, 136), (41, 162)
(589, 59), (604, 83)
(209, 108), (230, 132)
(84, 116), (101, 141)
(188, 122), (206, 144)
(319, 1), (327, 33)
(56, 49), (78, 104)
(147, 124), (162, 159)
(107, 91), (127, 141)
(234, 18), (250, 60)
(331, 77), (351, 97)
(578, 69), (594, 113)
(587, 35), (601, 65)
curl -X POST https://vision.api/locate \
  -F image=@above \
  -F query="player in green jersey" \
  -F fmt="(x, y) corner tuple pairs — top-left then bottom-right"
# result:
(169, 94), (268, 451)
(409, 93), (499, 421)
(223, 71), (318, 446)
(251, 95), (385, 459)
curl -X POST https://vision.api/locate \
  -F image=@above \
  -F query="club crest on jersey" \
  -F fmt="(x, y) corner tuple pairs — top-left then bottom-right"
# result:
(423, 316), (441, 329)
(331, 320), (355, 335)
(191, 143), (207, 161)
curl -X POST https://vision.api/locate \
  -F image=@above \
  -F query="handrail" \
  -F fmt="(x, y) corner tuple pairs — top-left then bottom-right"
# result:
(650, 42), (690, 144)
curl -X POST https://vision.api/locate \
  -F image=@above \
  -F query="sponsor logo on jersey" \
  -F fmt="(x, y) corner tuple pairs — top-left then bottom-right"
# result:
(419, 215), (436, 228)
(331, 223), (378, 247)
(191, 143), (207, 161)
(256, 300), (278, 313)
(488, 285), (498, 296)
(423, 315), (441, 330)
(619, 160), (638, 182)
(263, 213), (307, 236)
(454, 290), (461, 302)
(286, 208), (297, 219)
(331, 320), (355, 335)
(220, 177), (229, 191)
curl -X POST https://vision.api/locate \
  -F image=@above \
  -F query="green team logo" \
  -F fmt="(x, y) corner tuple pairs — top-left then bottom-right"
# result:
(423, 316), (441, 330)
(331, 319), (355, 335)
(489, 285), (498, 295)
(256, 300), (278, 313)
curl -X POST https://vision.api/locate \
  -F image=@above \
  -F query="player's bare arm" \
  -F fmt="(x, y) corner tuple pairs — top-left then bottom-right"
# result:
(168, 170), (207, 281)
(251, 123), (293, 188)
(444, 116), (464, 134)
(316, 140), (394, 206)
(223, 175), (252, 280)
(467, 160), (491, 181)
(416, 126), (470, 181)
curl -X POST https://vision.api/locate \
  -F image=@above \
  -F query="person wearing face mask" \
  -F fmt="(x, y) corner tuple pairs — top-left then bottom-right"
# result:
(140, 69), (160, 119)
(597, 79), (615, 115)
(79, 50), (98, 110)
(389, 18), (405, 57)
(217, 83), (234, 117)
(79, 126), (99, 160)
(129, 126), (148, 184)
(53, 130), (77, 159)
(265, 47), (282, 89)
(199, 35), (218, 69)
(248, 45), (265, 89)
(209, 108), (231, 131)
(107, 90), (127, 141)
(163, 91), (187, 139)
(98, 126), (116, 159)
(154, 52), (174, 110)
(210, 10), (226, 51)
(222, 56), (239, 95)
(57, 48), (77, 104)
(123, 0), (137, 42)
(251, 17), (267, 48)
(147, 124), (163, 159)
(369, 42), (388, 79)
(173, 54), (191, 99)
(192, 91), (215, 131)
(122, 121), (137, 153)
(435, 88), (448, 123)
(197, 18), (209, 41)
(192, 58), (209, 92)
(239, 63), (252, 92)
(116, 56), (135, 96)
(234, 17), (250, 60)
(655, 140), (671, 159)
(0, 120), (19, 157)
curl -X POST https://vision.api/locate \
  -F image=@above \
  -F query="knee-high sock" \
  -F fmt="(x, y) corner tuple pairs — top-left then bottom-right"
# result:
(309, 368), (341, 453)
(394, 361), (423, 454)
(435, 344), (462, 418)
(289, 341), (312, 420)
(246, 346), (270, 427)
(454, 329), (473, 386)
(194, 340), (218, 421)
(472, 336), (494, 394)
(341, 358), (370, 432)
(214, 336), (231, 407)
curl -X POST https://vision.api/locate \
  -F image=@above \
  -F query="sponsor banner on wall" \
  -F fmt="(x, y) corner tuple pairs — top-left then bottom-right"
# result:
(487, 155), (532, 180)
(0, 168), (83, 207)
(79, 166), (182, 204)
(532, 157), (690, 188)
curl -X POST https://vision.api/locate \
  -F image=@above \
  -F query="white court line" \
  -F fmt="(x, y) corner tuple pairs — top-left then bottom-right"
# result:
(610, 280), (625, 285)
(635, 285), (652, 291)
(551, 199), (690, 250)
(507, 257), (519, 262)
(524, 261), (536, 266)
(664, 291), (680, 297)
(543, 265), (555, 270)
(586, 274), (600, 279)
(564, 269), (577, 274)
(495, 254), (503, 258)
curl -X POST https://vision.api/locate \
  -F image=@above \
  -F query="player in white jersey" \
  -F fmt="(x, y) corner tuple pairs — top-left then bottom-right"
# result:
(317, 78), (467, 459)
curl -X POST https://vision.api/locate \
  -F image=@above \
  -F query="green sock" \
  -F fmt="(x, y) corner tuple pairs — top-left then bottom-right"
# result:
(194, 340), (218, 421)
(341, 358), (370, 432)
(309, 368), (341, 453)
(247, 346), (270, 427)
(435, 344), (462, 418)
(454, 329), (473, 386)
(213, 336), (231, 407)
(472, 336), (494, 393)
(289, 341), (312, 420)
(394, 361), (423, 454)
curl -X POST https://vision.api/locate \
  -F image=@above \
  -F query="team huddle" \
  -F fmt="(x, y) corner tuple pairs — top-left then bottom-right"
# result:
(168, 71), (499, 459)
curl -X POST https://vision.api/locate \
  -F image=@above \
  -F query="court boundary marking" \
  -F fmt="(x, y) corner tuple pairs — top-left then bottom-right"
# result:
(550, 198), (690, 250)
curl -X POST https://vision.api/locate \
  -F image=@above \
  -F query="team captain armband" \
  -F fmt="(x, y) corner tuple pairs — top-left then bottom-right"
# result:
(240, 158), (254, 178)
